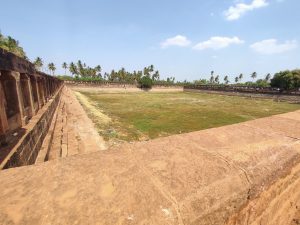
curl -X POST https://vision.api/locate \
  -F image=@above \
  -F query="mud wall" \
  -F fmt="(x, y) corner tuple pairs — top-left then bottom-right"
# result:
(65, 80), (183, 91)
(184, 88), (300, 103)
(66, 82), (183, 92)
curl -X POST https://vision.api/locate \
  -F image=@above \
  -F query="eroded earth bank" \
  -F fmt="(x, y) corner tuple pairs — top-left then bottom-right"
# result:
(0, 87), (300, 225)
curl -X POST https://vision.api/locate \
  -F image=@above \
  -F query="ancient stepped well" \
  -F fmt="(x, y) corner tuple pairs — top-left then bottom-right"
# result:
(1, 50), (300, 225)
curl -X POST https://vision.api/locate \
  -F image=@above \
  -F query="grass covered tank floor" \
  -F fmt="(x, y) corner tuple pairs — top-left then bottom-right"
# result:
(76, 90), (300, 142)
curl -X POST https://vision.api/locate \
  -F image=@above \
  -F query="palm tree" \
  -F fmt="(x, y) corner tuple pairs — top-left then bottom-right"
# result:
(48, 63), (56, 76)
(149, 65), (154, 72)
(69, 62), (77, 77)
(110, 69), (117, 81)
(104, 72), (109, 80)
(251, 72), (257, 81)
(77, 60), (85, 77)
(94, 65), (102, 78)
(224, 76), (229, 84)
(62, 62), (68, 75)
(214, 75), (219, 84)
(265, 73), (271, 82)
(95, 65), (101, 73)
(119, 67), (126, 81)
(152, 71), (160, 81)
(239, 73), (243, 82)
(34, 57), (43, 71)
(235, 77), (239, 83)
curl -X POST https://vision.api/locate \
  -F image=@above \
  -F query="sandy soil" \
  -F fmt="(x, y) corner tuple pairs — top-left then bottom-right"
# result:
(0, 91), (300, 225)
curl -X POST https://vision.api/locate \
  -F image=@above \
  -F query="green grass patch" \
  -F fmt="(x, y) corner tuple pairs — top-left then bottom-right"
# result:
(78, 91), (300, 142)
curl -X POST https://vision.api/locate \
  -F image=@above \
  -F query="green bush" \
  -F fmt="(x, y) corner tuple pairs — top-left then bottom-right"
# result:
(271, 70), (300, 90)
(56, 75), (74, 81)
(0, 32), (27, 59)
(256, 79), (270, 87)
(139, 76), (153, 89)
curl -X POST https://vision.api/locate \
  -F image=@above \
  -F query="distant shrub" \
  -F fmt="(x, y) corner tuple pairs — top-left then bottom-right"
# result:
(255, 79), (270, 87)
(139, 76), (153, 89)
(271, 70), (300, 90)
(56, 75), (74, 81)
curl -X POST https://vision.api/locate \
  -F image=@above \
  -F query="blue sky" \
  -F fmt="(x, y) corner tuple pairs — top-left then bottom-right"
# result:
(0, 0), (299, 82)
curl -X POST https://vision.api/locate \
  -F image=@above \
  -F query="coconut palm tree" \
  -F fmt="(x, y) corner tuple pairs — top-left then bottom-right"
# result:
(104, 72), (109, 80)
(210, 71), (214, 84)
(239, 73), (243, 82)
(34, 57), (43, 71)
(149, 64), (154, 72)
(224, 75), (229, 84)
(77, 60), (85, 77)
(69, 62), (77, 77)
(235, 77), (239, 83)
(62, 62), (68, 75)
(48, 63), (56, 76)
(265, 73), (271, 82)
(95, 65), (101, 73)
(214, 75), (219, 84)
(251, 72), (257, 81)
(94, 65), (102, 78)
(152, 71), (160, 81)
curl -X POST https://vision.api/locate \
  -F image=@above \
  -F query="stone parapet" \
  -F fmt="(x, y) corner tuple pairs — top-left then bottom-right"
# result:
(0, 86), (62, 169)
(0, 48), (64, 168)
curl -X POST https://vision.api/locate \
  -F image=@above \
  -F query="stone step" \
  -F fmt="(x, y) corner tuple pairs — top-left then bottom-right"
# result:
(36, 86), (106, 162)
(47, 101), (65, 160)
(35, 98), (61, 164)
(61, 103), (68, 158)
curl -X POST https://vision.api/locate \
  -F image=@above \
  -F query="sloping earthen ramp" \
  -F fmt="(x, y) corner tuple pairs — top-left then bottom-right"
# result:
(1, 109), (300, 224)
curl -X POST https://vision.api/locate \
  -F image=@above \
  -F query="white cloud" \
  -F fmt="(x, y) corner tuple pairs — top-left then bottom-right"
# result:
(250, 39), (298, 54)
(224, 0), (269, 21)
(193, 36), (244, 50)
(161, 35), (191, 48)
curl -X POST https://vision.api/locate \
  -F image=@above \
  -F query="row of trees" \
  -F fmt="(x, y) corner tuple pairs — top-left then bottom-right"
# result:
(33, 57), (57, 75)
(206, 71), (271, 85)
(193, 71), (272, 87)
(34, 58), (269, 86)
(32, 57), (300, 90)
(33, 57), (177, 86)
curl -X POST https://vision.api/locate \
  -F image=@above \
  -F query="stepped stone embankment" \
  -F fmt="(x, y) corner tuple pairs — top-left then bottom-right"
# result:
(36, 86), (106, 163)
